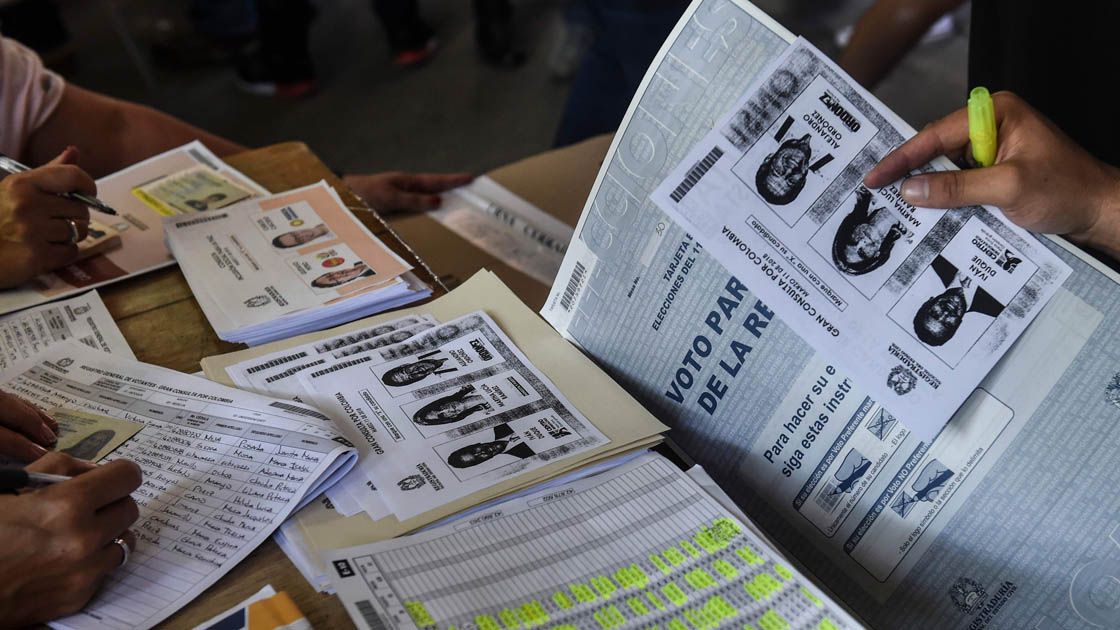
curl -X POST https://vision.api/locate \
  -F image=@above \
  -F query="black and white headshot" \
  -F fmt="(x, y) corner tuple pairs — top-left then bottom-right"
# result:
(445, 423), (533, 469)
(412, 385), (490, 426)
(831, 187), (907, 275)
(912, 256), (1005, 348)
(755, 131), (814, 206)
(381, 350), (456, 387)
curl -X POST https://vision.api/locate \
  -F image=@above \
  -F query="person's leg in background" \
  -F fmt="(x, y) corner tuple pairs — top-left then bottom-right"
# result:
(553, 0), (688, 147)
(474, 0), (525, 68)
(838, 0), (966, 89)
(370, 0), (438, 67)
(235, 0), (317, 98)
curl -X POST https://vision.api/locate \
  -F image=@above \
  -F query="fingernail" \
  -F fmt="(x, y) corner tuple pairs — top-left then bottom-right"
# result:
(901, 177), (930, 203)
(39, 424), (57, 445)
(31, 443), (48, 456)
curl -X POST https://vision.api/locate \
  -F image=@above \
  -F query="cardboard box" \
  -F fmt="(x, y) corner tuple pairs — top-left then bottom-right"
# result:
(388, 134), (612, 310)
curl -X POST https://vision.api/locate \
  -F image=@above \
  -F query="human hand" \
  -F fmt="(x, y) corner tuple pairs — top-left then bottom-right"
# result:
(0, 146), (96, 288)
(344, 171), (474, 214)
(0, 453), (141, 626)
(0, 392), (60, 462)
(864, 92), (1120, 258)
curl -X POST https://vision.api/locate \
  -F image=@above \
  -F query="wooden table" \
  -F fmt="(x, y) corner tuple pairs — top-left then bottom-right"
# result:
(98, 137), (612, 628)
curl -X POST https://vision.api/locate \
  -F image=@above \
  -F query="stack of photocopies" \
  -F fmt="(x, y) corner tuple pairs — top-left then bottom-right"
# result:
(0, 342), (359, 630)
(165, 181), (431, 345)
(201, 271), (669, 589)
(0, 141), (267, 316)
(0, 290), (133, 369)
(325, 453), (862, 630)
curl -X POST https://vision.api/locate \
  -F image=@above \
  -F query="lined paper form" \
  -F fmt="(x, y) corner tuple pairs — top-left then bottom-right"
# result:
(0, 343), (356, 630)
(326, 454), (859, 629)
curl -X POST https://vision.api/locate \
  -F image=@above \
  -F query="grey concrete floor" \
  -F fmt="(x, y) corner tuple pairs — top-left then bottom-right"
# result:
(50, 0), (968, 178)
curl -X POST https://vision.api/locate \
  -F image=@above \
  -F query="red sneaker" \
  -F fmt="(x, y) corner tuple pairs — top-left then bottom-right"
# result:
(392, 37), (439, 68)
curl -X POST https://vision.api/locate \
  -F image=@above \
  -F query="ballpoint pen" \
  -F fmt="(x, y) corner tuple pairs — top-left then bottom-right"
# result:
(0, 153), (118, 215)
(0, 468), (70, 493)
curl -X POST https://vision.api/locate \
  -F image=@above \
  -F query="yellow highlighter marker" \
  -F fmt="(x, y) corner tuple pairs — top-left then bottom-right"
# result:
(968, 87), (998, 167)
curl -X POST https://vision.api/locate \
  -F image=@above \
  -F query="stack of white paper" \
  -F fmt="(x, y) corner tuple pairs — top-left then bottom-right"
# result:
(0, 343), (357, 629)
(164, 181), (430, 345)
(325, 453), (862, 630)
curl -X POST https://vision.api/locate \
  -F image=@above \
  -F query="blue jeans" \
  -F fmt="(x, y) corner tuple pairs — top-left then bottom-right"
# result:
(553, 0), (690, 147)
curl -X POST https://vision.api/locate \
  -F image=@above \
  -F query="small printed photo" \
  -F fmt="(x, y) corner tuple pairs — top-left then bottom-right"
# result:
(809, 186), (927, 298)
(133, 165), (254, 216)
(433, 411), (581, 482)
(253, 200), (336, 251)
(287, 243), (376, 294)
(371, 329), (503, 396)
(412, 385), (492, 426)
(399, 371), (542, 438)
(379, 350), (459, 389)
(889, 216), (1036, 367)
(272, 224), (333, 249)
(730, 74), (880, 227)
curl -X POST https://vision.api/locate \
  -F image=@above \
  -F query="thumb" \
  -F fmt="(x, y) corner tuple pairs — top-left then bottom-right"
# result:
(899, 165), (1020, 209)
(46, 145), (80, 167)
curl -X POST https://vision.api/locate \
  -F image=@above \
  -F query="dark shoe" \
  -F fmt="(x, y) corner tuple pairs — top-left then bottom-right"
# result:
(234, 47), (317, 98)
(476, 17), (525, 68)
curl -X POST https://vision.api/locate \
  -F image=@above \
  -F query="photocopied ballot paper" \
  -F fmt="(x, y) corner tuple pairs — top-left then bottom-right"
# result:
(226, 313), (440, 399)
(0, 342), (357, 630)
(0, 290), (133, 369)
(200, 271), (669, 589)
(325, 453), (860, 630)
(0, 142), (266, 316)
(296, 311), (612, 520)
(433, 176), (574, 285)
(165, 181), (427, 345)
(651, 38), (1071, 439)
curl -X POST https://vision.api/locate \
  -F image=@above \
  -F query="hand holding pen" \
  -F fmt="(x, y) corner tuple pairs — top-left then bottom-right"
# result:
(0, 453), (141, 626)
(0, 147), (108, 289)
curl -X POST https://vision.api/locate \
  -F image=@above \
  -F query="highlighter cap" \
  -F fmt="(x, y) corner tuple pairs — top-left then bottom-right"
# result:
(968, 87), (996, 137)
(968, 87), (998, 166)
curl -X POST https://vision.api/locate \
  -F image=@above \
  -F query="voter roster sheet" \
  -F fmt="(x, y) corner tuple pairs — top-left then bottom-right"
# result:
(0, 344), (356, 630)
(651, 39), (1070, 439)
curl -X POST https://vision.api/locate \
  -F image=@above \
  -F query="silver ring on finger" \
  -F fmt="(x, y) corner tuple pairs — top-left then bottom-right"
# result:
(67, 218), (81, 244)
(112, 536), (130, 568)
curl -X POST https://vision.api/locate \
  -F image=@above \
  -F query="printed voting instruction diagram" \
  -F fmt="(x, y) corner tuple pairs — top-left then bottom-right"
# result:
(652, 38), (1070, 440)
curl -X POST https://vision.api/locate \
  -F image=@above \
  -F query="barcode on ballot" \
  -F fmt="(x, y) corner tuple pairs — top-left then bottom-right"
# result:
(560, 261), (587, 312)
(669, 146), (724, 202)
(354, 600), (388, 630)
(267, 400), (332, 423)
(246, 351), (309, 374)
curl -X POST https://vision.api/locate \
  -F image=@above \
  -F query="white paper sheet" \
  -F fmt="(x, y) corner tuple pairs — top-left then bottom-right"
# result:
(0, 142), (266, 316)
(433, 177), (574, 285)
(650, 39), (1071, 440)
(324, 453), (860, 630)
(0, 291), (133, 370)
(297, 311), (611, 520)
(164, 181), (422, 344)
(227, 314), (439, 399)
(0, 343), (356, 630)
